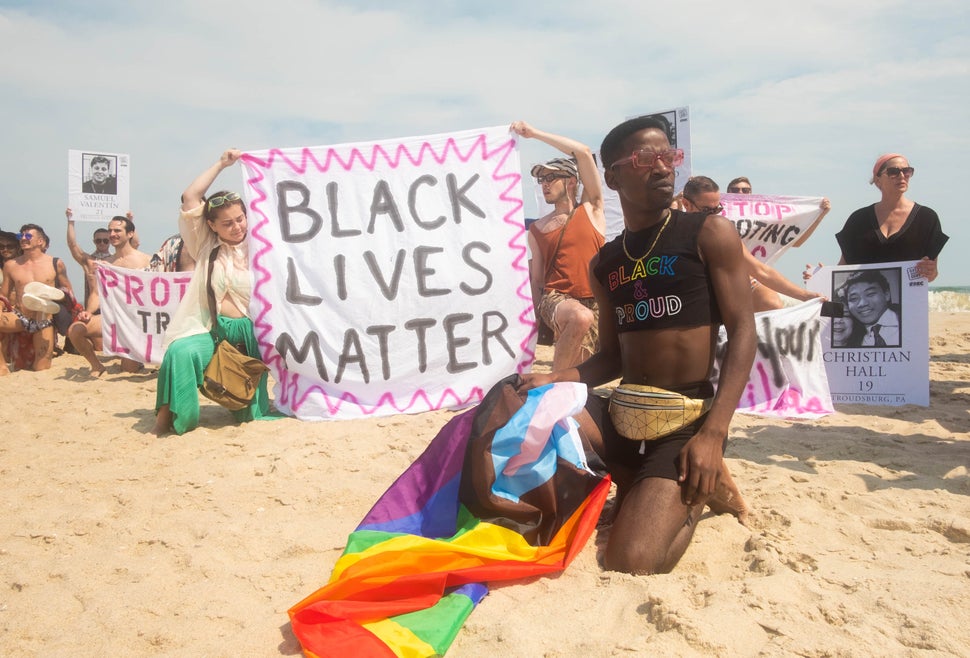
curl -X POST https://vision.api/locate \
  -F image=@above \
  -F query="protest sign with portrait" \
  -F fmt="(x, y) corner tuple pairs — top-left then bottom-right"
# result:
(68, 149), (131, 222)
(807, 261), (929, 406)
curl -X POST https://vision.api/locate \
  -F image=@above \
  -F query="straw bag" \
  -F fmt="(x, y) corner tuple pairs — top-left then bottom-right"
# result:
(200, 246), (268, 411)
(608, 384), (713, 441)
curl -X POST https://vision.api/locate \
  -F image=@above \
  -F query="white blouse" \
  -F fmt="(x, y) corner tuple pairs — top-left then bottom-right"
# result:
(161, 203), (253, 348)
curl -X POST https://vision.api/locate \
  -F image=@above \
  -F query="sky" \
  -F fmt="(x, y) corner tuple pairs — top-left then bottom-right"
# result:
(1, 0), (967, 291)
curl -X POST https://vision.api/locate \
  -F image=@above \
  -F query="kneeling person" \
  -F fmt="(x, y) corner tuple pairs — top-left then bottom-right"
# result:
(520, 116), (757, 575)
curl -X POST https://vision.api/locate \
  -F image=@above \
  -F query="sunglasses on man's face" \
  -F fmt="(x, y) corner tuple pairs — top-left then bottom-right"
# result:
(536, 173), (569, 185)
(17, 232), (34, 241)
(727, 186), (752, 194)
(94, 238), (110, 245)
(695, 203), (724, 215)
(610, 148), (684, 171)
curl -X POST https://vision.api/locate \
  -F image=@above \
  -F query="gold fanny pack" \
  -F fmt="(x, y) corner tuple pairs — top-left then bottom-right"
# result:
(608, 384), (713, 441)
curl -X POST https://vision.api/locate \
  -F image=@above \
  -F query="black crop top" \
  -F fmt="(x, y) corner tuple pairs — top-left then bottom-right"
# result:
(593, 210), (722, 332)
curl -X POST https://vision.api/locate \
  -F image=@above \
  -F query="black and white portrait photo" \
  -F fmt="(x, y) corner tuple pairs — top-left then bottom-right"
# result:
(830, 268), (902, 348)
(82, 153), (118, 194)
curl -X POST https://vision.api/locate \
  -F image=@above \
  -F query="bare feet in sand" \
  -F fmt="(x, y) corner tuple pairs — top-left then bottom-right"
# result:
(706, 461), (750, 526)
(150, 405), (173, 437)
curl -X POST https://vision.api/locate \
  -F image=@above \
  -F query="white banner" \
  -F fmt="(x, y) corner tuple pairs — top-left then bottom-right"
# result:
(67, 150), (131, 222)
(714, 299), (833, 419)
(807, 262), (929, 406)
(97, 263), (193, 364)
(240, 126), (533, 420)
(721, 194), (825, 266)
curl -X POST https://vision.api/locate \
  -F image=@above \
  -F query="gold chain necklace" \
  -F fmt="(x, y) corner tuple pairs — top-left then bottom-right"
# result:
(622, 209), (671, 263)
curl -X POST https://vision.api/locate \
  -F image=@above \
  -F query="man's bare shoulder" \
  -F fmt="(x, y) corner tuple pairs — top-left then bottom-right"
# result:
(698, 214), (744, 260)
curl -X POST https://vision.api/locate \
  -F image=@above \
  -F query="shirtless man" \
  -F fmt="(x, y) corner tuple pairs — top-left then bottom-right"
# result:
(511, 121), (607, 370)
(66, 209), (151, 376)
(520, 116), (757, 575)
(0, 224), (75, 374)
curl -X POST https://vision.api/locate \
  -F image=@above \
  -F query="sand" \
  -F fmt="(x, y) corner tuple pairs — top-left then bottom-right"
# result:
(1, 313), (968, 657)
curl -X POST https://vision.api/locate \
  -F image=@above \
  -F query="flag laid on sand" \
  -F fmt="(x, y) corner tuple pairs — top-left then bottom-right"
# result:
(289, 376), (610, 657)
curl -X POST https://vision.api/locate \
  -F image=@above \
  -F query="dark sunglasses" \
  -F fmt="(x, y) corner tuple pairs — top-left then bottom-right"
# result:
(883, 166), (914, 178)
(17, 232), (34, 241)
(206, 192), (242, 209)
(536, 173), (570, 185)
(727, 186), (752, 194)
(94, 238), (110, 244)
(686, 200), (724, 215)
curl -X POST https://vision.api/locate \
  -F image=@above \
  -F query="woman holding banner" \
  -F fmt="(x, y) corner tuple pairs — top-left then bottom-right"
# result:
(835, 154), (948, 281)
(151, 149), (274, 436)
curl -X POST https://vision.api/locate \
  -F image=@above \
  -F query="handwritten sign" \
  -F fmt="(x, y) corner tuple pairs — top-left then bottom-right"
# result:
(714, 299), (833, 419)
(67, 149), (131, 222)
(721, 194), (825, 266)
(807, 262), (929, 406)
(97, 263), (193, 364)
(240, 126), (532, 420)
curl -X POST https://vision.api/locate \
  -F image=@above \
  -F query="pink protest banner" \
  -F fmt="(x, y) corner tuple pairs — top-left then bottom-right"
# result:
(721, 194), (826, 267)
(714, 299), (834, 419)
(239, 126), (533, 420)
(96, 263), (193, 364)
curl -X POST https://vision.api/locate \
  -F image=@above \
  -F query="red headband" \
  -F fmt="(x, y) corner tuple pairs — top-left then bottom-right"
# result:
(872, 153), (904, 178)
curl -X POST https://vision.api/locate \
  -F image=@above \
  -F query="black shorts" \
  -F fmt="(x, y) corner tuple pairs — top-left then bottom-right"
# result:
(585, 382), (718, 484)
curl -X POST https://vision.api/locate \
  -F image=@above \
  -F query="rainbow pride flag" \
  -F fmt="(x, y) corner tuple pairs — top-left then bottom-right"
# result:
(289, 377), (610, 657)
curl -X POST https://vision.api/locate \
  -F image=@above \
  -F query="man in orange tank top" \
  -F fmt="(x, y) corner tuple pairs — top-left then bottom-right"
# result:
(511, 121), (607, 370)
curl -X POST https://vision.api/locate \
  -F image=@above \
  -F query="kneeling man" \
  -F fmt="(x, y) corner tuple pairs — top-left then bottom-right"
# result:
(520, 116), (756, 574)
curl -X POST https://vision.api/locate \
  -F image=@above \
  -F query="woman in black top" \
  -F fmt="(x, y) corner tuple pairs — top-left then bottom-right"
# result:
(835, 153), (947, 281)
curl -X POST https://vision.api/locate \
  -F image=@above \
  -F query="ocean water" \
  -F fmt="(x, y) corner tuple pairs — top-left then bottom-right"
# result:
(929, 286), (970, 312)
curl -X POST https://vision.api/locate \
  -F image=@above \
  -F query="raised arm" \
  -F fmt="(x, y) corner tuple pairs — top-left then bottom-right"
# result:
(790, 197), (830, 248)
(510, 121), (606, 233)
(65, 208), (91, 267)
(181, 149), (242, 210)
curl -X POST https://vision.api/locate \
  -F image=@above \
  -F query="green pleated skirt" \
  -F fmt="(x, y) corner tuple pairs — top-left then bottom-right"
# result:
(155, 316), (274, 435)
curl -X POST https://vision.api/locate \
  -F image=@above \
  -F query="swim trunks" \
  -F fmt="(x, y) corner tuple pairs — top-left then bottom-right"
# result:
(537, 289), (599, 357)
(15, 309), (53, 333)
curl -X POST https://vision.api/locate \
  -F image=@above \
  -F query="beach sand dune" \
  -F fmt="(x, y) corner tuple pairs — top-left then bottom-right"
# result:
(1, 313), (968, 657)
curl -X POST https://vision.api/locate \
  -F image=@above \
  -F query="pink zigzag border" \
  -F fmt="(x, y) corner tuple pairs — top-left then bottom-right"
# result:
(241, 131), (538, 417)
